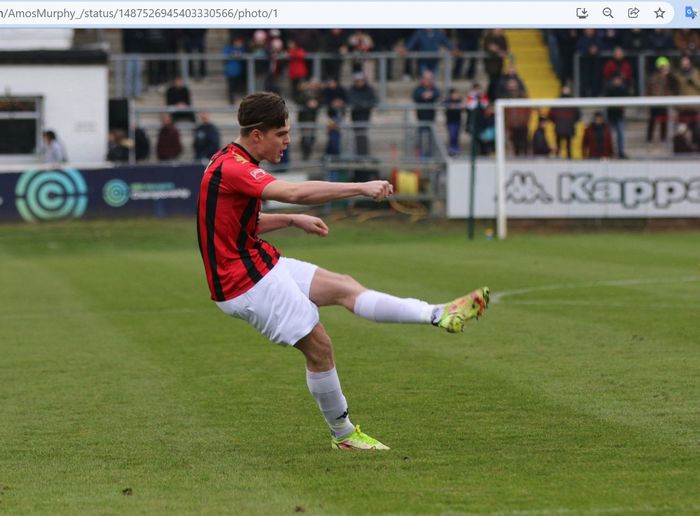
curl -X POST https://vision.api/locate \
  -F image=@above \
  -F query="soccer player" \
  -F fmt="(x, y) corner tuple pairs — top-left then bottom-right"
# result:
(197, 92), (490, 451)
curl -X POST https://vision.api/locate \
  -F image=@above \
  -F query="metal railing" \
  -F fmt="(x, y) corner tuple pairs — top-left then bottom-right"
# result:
(121, 100), (449, 212)
(129, 101), (451, 164)
(110, 50), (487, 102)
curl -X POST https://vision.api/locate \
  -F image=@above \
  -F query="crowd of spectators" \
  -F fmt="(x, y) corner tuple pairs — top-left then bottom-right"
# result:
(115, 28), (699, 162)
(121, 29), (208, 98)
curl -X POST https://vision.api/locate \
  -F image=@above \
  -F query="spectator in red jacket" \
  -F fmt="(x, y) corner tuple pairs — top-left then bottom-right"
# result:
(156, 113), (182, 161)
(582, 112), (614, 159)
(602, 47), (634, 90)
(287, 39), (309, 96)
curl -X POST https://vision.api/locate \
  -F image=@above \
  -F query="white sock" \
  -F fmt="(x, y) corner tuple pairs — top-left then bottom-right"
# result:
(306, 367), (355, 438)
(353, 290), (439, 324)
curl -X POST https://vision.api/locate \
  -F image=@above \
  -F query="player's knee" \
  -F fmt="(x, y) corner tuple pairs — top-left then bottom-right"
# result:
(340, 273), (363, 290)
(296, 325), (334, 370)
(309, 338), (334, 370)
(336, 273), (366, 308)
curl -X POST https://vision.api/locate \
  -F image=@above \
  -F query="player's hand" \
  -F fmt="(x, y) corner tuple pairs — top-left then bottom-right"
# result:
(291, 214), (329, 237)
(361, 180), (394, 202)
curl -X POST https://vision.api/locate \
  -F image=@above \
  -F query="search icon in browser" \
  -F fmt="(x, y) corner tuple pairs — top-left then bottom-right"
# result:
(603, 6), (614, 17)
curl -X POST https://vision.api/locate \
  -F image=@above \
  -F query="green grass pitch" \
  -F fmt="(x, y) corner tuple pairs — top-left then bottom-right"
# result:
(0, 218), (698, 515)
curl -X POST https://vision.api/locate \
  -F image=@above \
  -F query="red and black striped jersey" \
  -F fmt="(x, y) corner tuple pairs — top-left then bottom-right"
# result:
(197, 143), (281, 301)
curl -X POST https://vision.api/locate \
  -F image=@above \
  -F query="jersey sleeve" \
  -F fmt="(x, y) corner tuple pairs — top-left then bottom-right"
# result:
(221, 160), (277, 198)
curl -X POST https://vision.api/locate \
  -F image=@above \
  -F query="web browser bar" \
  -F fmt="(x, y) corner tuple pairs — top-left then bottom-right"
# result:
(0, 1), (676, 27)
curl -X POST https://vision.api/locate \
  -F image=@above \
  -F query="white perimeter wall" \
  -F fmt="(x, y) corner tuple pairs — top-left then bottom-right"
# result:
(0, 29), (73, 50)
(448, 159), (700, 219)
(1, 64), (108, 164)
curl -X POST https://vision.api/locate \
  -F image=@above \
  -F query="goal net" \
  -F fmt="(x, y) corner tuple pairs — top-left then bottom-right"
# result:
(492, 95), (700, 239)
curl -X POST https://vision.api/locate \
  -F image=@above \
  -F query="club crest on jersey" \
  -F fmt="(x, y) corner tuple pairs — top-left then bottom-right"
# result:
(250, 168), (268, 181)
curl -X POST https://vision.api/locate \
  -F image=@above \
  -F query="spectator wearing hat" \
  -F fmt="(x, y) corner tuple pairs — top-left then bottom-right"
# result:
(645, 56), (678, 142)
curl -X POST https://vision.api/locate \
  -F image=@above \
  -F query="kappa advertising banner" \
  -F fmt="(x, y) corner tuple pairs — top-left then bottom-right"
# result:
(0, 164), (203, 222)
(447, 160), (700, 219)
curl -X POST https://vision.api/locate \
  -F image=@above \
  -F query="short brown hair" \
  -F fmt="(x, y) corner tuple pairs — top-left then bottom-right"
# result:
(238, 92), (288, 136)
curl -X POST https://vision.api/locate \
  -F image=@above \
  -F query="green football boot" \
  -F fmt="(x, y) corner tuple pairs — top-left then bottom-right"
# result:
(331, 426), (390, 451)
(437, 286), (490, 333)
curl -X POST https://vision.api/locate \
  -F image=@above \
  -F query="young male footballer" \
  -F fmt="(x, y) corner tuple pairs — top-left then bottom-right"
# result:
(197, 92), (490, 451)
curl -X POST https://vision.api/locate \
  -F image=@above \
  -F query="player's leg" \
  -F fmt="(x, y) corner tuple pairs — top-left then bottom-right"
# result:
(307, 265), (490, 333)
(216, 261), (386, 449)
(294, 323), (351, 437)
(294, 322), (389, 450)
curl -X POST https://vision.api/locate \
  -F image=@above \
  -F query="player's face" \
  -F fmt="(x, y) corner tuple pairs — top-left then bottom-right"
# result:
(259, 121), (291, 164)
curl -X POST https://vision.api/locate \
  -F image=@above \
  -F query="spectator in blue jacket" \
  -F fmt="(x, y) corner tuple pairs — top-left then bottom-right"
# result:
(402, 29), (454, 75)
(413, 70), (441, 157)
(577, 29), (604, 97)
(193, 112), (220, 161)
(444, 87), (464, 156)
(224, 36), (246, 104)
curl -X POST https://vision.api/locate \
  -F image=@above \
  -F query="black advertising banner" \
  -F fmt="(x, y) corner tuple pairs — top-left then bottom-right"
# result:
(0, 164), (204, 222)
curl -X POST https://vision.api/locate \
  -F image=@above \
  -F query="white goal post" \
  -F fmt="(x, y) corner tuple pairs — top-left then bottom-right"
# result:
(494, 95), (700, 239)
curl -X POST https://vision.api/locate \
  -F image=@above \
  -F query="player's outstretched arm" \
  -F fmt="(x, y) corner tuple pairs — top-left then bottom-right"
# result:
(262, 180), (393, 205)
(258, 213), (329, 236)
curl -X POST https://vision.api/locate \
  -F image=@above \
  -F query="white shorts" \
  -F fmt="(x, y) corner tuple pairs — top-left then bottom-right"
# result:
(215, 257), (320, 346)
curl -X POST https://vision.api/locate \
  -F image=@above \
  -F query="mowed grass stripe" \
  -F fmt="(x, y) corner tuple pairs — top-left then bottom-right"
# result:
(1, 220), (698, 514)
(0, 250), (335, 514)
